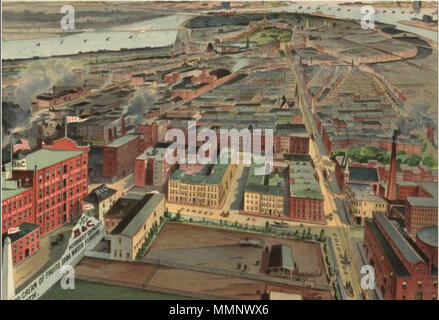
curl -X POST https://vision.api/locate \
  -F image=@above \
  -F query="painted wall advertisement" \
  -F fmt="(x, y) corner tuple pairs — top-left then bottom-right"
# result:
(14, 215), (104, 300)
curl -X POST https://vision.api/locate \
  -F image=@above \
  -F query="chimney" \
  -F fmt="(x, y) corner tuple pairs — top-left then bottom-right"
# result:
(121, 116), (127, 136)
(386, 131), (398, 201)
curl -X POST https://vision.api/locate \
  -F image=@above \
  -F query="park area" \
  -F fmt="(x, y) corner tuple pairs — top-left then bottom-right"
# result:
(240, 27), (292, 45)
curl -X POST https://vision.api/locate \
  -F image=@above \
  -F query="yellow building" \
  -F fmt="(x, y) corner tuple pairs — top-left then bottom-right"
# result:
(346, 183), (387, 226)
(108, 193), (165, 261)
(244, 164), (285, 216)
(168, 163), (236, 209)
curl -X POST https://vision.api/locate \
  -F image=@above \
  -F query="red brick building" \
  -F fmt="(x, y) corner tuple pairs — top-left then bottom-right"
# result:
(416, 227), (438, 271)
(137, 119), (169, 146)
(102, 134), (147, 182)
(364, 213), (437, 300)
(288, 156), (325, 224)
(2, 177), (33, 233)
(35, 86), (89, 109)
(406, 196), (438, 237)
(2, 223), (40, 266)
(274, 124), (309, 155)
(134, 146), (177, 188)
(5, 137), (90, 236)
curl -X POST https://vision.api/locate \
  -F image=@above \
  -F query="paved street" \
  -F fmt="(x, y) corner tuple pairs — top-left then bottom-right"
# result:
(282, 43), (366, 300)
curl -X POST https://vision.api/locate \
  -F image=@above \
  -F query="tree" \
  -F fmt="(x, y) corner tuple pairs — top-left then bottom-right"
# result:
(422, 154), (437, 168)
(176, 212), (182, 222)
(319, 228), (325, 241)
(265, 221), (270, 233)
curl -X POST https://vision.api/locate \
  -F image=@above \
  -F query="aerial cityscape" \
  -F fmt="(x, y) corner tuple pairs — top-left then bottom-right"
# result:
(1, 0), (438, 302)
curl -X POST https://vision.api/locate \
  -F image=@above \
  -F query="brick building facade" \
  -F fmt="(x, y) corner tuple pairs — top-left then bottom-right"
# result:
(364, 213), (437, 300)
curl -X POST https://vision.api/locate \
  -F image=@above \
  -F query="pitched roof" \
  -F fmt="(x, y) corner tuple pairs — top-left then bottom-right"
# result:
(365, 218), (410, 278)
(85, 184), (117, 204)
(375, 213), (424, 265)
(268, 244), (294, 270)
(111, 193), (164, 237)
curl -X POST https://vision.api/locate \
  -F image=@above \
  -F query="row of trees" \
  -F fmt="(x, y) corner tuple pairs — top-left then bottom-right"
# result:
(331, 146), (437, 168)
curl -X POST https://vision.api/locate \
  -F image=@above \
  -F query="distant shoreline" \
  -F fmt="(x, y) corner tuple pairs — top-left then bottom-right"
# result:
(399, 20), (438, 32)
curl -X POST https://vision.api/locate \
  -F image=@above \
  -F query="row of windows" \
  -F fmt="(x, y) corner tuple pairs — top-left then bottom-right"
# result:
(39, 161), (86, 181)
(2, 195), (33, 213)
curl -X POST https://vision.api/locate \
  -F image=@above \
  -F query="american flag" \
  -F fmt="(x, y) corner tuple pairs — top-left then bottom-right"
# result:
(13, 138), (30, 153)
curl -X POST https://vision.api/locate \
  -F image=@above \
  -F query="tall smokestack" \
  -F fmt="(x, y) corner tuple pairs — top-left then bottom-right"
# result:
(121, 116), (126, 136)
(386, 131), (398, 201)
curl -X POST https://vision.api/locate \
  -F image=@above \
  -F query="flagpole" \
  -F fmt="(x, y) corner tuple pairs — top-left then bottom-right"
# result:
(10, 134), (14, 176)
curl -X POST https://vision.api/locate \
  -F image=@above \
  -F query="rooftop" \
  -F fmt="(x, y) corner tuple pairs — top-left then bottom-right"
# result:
(245, 163), (285, 196)
(111, 193), (164, 237)
(85, 184), (117, 204)
(268, 244), (294, 270)
(1, 174), (31, 201)
(106, 134), (139, 148)
(346, 183), (385, 202)
(136, 146), (168, 161)
(289, 160), (323, 200)
(5, 149), (83, 171)
(349, 167), (379, 183)
(366, 218), (410, 278)
(375, 213), (424, 265)
(417, 226), (438, 248)
(2, 222), (39, 244)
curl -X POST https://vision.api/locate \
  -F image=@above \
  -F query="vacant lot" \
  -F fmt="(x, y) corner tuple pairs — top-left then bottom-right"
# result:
(74, 257), (332, 300)
(145, 222), (326, 281)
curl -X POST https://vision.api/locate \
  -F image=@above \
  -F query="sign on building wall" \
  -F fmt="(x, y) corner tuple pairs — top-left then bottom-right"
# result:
(14, 215), (104, 300)
(12, 159), (27, 170)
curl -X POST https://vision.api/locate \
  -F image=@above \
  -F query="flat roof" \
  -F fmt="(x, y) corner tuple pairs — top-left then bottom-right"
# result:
(106, 134), (139, 148)
(346, 183), (385, 202)
(406, 196), (437, 208)
(2, 222), (39, 244)
(170, 159), (231, 185)
(2, 186), (31, 201)
(349, 167), (379, 183)
(5, 149), (83, 171)
(245, 163), (285, 196)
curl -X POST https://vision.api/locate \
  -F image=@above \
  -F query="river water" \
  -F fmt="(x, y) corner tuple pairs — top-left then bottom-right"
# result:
(2, 15), (189, 60)
(2, 4), (436, 60)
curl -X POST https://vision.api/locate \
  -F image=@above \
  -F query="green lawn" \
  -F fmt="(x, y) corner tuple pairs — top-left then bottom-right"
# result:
(240, 28), (292, 46)
(41, 280), (193, 300)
